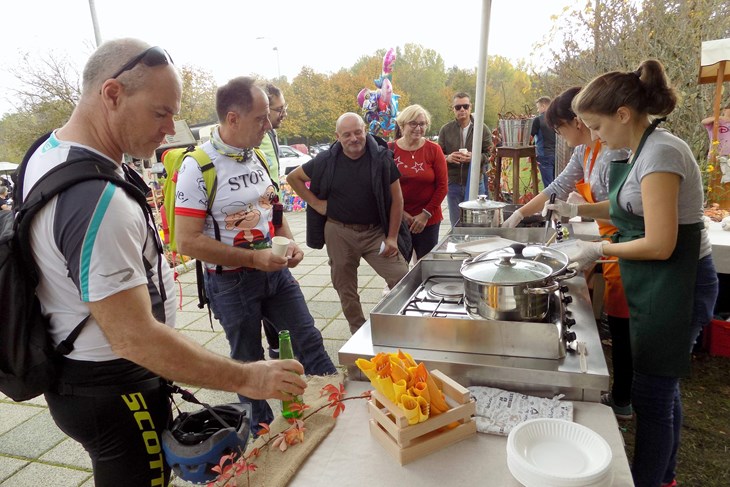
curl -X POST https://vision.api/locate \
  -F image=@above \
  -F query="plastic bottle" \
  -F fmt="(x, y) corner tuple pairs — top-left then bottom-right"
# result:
(279, 330), (303, 418)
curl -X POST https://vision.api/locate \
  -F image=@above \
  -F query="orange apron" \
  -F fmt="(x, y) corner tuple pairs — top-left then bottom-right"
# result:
(574, 141), (630, 318)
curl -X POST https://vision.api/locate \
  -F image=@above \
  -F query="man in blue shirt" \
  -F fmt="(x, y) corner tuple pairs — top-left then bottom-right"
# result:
(531, 96), (556, 187)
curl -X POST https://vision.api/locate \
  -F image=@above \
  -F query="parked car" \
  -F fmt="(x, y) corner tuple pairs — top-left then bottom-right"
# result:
(278, 145), (312, 177)
(309, 143), (331, 156)
(150, 162), (166, 175)
(290, 143), (310, 156)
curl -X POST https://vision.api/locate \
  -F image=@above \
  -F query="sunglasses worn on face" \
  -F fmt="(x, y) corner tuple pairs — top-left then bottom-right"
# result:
(407, 121), (427, 129)
(453, 104), (470, 111)
(109, 46), (174, 80)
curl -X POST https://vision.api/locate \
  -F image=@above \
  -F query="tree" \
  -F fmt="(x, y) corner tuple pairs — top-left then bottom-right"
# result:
(395, 44), (449, 135)
(0, 52), (81, 162)
(284, 67), (341, 144)
(177, 65), (218, 125)
(535, 0), (730, 159)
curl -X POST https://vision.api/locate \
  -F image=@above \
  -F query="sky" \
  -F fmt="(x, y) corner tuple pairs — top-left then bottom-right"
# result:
(0, 0), (577, 116)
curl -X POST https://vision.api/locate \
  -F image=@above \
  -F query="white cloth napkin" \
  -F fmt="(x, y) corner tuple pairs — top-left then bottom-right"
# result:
(468, 386), (574, 436)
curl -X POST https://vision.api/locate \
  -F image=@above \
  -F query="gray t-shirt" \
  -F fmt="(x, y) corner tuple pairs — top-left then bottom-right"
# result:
(617, 128), (711, 257)
(544, 143), (629, 202)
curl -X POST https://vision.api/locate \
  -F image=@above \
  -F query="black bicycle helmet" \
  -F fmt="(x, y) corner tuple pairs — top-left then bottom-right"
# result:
(162, 402), (252, 484)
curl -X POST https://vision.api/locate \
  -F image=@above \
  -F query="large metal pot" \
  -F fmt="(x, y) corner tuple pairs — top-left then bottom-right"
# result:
(483, 243), (574, 279)
(460, 249), (560, 321)
(458, 195), (507, 227)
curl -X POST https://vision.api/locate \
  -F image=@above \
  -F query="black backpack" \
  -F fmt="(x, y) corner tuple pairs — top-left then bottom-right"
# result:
(0, 134), (152, 401)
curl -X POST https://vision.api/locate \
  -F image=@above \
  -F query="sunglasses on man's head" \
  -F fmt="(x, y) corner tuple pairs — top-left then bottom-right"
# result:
(109, 46), (174, 80)
(453, 104), (470, 111)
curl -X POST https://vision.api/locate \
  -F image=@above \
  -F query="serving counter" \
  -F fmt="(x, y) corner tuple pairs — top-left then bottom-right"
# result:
(572, 220), (730, 273)
(289, 380), (634, 486)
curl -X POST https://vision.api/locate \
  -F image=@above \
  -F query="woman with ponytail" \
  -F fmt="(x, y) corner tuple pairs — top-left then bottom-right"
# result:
(543, 60), (718, 487)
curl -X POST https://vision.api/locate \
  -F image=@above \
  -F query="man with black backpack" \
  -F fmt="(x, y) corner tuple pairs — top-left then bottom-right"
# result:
(174, 76), (336, 435)
(14, 39), (306, 487)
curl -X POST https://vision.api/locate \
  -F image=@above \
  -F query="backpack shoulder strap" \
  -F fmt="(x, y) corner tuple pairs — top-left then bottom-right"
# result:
(14, 131), (53, 206)
(17, 154), (152, 264)
(185, 148), (217, 210)
(253, 148), (279, 192)
(14, 146), (155, 357)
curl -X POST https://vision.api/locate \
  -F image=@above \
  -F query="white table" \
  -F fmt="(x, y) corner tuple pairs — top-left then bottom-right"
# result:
(707, 222), (730, 273)
(290, 380), (633, 486)
(572, 220), (730, 274)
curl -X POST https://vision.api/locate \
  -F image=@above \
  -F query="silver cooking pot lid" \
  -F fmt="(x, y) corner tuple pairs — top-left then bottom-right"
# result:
(458, 195), (507, 210)
(460, 254), (553, 284)
(486, 243), (569, 275)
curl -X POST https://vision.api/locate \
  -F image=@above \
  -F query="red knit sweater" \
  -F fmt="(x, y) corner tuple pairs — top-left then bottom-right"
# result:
(391, 140), (448, 226)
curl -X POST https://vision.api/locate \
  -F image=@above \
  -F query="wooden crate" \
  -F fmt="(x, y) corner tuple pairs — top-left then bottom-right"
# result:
(368, 369), (476, 465)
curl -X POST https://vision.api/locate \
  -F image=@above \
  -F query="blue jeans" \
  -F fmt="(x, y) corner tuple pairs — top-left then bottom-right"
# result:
(537, 154), (555, 187)
(689, 254), (718, 349)
(447, 180), (487, 227)
(204, 268), (336, 432)
(631, 372), (682, 487)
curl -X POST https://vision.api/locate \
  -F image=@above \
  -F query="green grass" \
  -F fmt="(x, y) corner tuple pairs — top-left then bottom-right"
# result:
(602, 342), (730, 486)
(492, 157), (545, 202)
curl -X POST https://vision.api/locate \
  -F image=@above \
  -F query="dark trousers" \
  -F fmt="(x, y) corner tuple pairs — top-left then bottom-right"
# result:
(632, 373), (682, 486)
(45, 359), (171, 487)
(411, 222), (441, 261)
(608, 315), (632, 406)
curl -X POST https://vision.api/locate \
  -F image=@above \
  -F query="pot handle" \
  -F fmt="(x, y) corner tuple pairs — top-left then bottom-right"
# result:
(510, 243), (526, 257)
(553, 268), (578, 282)
(524, 281), (560, 295)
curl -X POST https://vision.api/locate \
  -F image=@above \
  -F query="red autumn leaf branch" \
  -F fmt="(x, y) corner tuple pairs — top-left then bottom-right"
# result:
(207, 385), (371, 486)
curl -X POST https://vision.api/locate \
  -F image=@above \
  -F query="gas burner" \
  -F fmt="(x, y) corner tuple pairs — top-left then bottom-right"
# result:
(402, 276), (469, 318)
(427, 281), (465, 299)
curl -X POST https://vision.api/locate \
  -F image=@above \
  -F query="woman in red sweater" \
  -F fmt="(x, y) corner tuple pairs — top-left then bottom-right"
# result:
(391, 105), (448, 260)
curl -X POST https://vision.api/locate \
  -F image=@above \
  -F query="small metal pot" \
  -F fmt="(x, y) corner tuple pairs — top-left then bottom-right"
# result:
(458, 195), (507, 227)
(460, 250), (559, 321)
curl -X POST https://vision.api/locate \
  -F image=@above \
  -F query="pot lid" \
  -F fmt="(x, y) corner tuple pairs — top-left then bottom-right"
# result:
(486, 243), (569, 274)
(461, 255), (553, 284)
(458, 195), (507, 210)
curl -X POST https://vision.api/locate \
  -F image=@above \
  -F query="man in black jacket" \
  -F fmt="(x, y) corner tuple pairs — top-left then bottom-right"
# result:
(287, 113), (410, 334)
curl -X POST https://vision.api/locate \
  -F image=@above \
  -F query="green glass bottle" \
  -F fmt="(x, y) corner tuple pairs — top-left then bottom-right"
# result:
(279, 330), (303, 418)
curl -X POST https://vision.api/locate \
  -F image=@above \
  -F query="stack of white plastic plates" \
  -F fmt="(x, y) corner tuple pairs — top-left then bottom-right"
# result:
(506, 419), (614, 487)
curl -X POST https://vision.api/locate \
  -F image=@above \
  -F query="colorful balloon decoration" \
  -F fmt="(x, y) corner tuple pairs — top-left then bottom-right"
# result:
(357, 48), (400, 138)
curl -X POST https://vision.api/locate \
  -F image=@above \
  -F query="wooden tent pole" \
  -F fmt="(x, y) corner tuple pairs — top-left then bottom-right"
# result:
(710, 60), (726, 166)
(708, 60), (727, 207)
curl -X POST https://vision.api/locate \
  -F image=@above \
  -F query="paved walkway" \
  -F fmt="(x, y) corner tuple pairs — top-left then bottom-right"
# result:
(0, 209), (452, 486)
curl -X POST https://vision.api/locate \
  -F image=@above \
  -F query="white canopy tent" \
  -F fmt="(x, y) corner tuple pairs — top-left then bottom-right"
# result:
(0, 161), (19, 174)
(699, 37), (730, 166)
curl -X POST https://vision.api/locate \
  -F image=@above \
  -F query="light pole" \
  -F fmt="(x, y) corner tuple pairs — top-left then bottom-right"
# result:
(273, 46), (281, 79)
(256, 37), (281, 79)
(88, 0), (102, 47)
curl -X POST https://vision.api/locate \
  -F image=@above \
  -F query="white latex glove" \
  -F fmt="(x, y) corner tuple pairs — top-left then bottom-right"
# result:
(542, 198), (579, 221)
(566, 191), (587, 205)
(565, 240), (607, 271)
(721, 215), (730, 231)
(502, 209), (524, 228)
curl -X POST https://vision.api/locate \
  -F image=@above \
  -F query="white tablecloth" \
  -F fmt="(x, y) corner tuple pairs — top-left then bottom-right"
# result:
(290, 380), (634, 486)
(572, 220), (730, 274)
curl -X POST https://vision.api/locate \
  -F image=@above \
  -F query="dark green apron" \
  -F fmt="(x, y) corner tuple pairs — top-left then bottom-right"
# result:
(608, 121), (701, 377)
